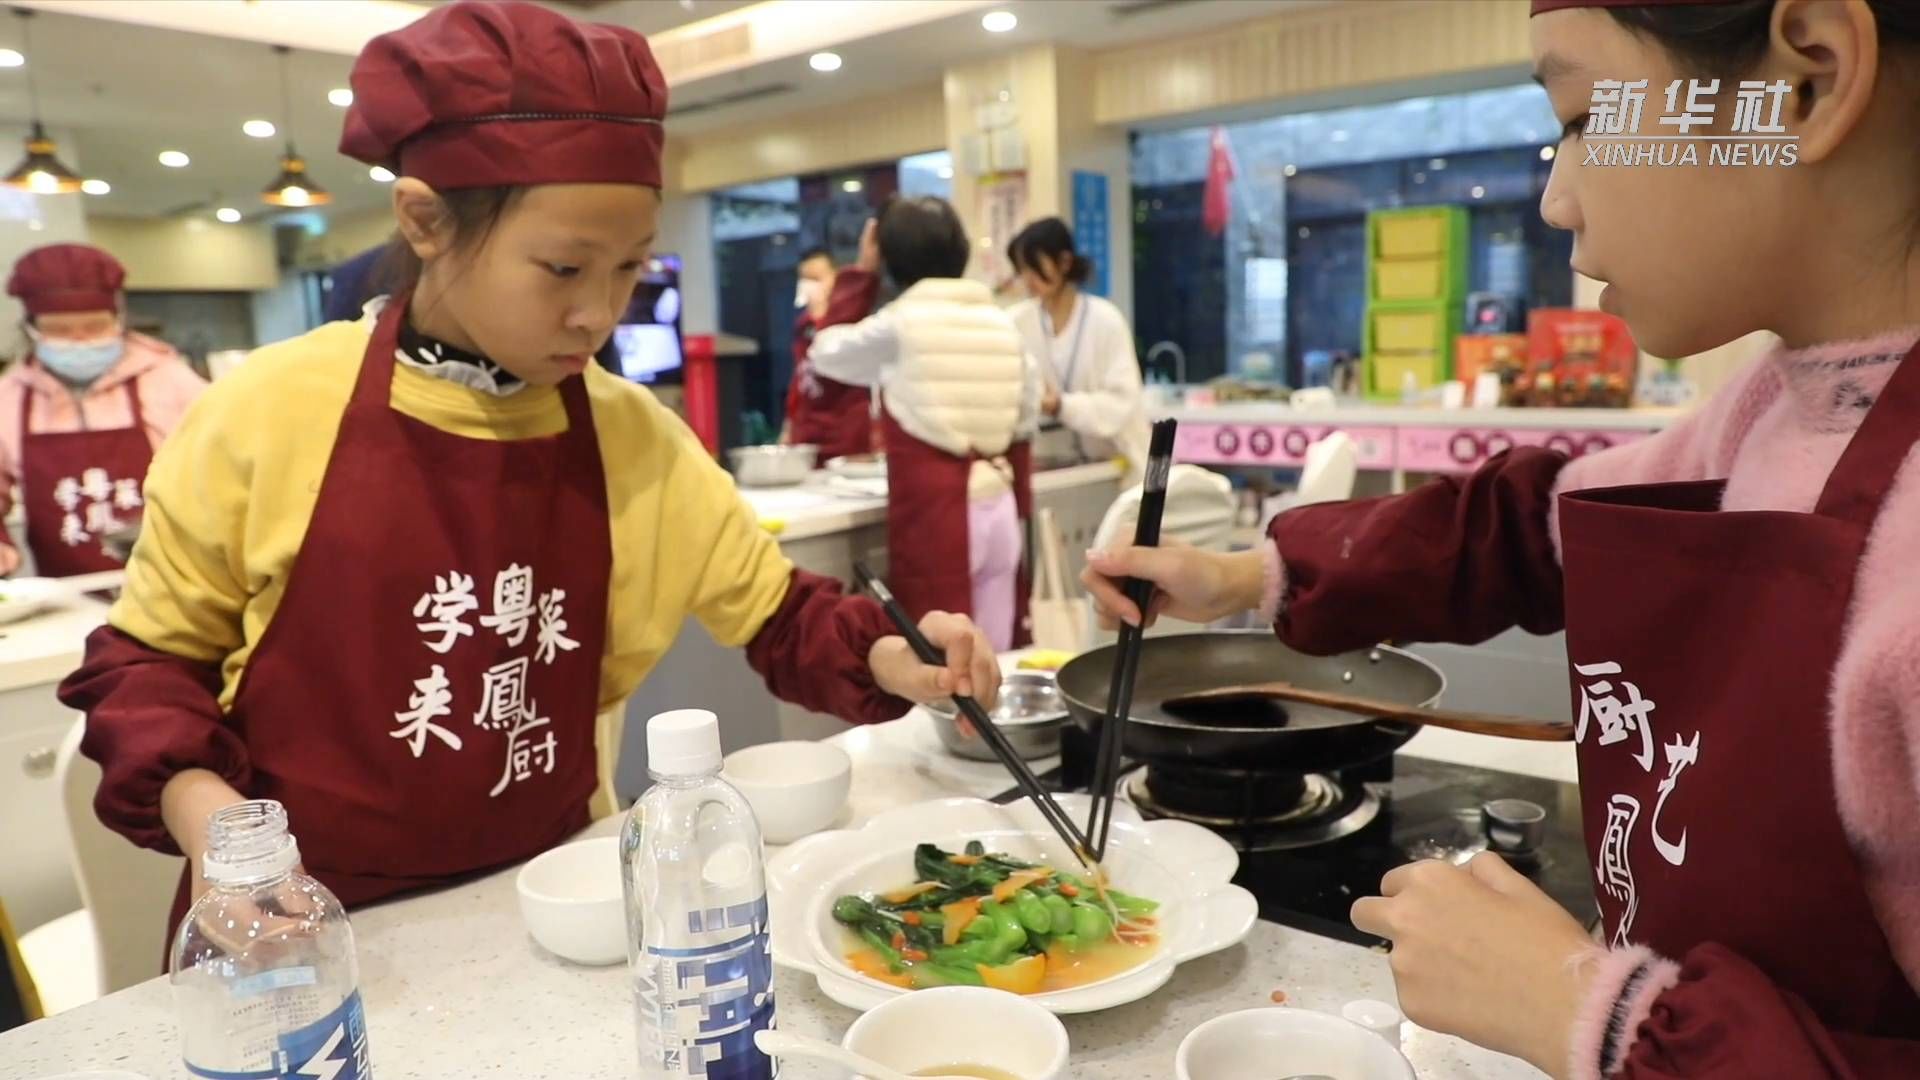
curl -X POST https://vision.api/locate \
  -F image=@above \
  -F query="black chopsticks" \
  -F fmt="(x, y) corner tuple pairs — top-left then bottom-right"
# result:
(854, 562), (1097, 871)
(1087, 417), (1179, 862)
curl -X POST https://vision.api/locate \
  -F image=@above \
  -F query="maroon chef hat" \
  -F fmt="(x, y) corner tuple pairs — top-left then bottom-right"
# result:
(339, 0), (668, 191)
(1533, 0), (1739, 12)
(7, 244), (126, 317)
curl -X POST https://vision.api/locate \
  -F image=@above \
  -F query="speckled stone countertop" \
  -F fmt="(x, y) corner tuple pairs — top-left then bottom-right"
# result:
(2, 712), (1553, 1079)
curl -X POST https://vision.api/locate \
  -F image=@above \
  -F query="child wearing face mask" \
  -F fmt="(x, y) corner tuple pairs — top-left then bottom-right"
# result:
(0, 244), (206, 578)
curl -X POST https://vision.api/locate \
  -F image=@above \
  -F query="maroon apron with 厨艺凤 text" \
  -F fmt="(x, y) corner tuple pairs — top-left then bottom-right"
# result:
(164, 294), (612, 940)
(1558, 337), (1920, 1037)
(18, 373), (150, 577)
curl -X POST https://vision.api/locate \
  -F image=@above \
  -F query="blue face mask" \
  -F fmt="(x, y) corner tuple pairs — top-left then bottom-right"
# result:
(35, 335), (125, 384)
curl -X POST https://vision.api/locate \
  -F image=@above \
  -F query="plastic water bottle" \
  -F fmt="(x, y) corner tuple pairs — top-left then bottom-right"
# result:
(171, 799), (372, 1079)
(622, 709), (777, 1079)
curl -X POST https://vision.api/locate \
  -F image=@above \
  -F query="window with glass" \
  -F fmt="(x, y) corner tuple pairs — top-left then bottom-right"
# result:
(1131, 84), (1571, 387)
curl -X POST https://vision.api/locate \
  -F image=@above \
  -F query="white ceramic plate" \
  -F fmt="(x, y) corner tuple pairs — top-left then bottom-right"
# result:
(0, 577), (65, 625)
(767, 795), (1258, 1015)
(826, 453), (887, 480)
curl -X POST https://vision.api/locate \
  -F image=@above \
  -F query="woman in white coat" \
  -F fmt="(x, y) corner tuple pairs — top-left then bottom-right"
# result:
(1007, 218), (1149, 483)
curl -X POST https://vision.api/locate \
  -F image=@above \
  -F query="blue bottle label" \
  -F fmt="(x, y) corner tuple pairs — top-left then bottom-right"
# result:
(636, 895), (778, 1079)
(186, 989), (372, 1080)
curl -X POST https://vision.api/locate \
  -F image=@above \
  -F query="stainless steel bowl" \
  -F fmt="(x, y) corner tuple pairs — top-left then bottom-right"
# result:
(729, 443), (818, 487)
(927, 671), (1070, 761)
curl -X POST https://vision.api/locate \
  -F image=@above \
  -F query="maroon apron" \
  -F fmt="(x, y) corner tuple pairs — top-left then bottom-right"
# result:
(880, 409), (1032, 647)
(18, 373), (150, 577)
(787, 309), (872, 462)
(166, 296), (612, 937)
(1559, 341), (1920, 1037)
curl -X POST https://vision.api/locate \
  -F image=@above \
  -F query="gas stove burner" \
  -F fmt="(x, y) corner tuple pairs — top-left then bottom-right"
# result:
(1121, 764), (1382, 852)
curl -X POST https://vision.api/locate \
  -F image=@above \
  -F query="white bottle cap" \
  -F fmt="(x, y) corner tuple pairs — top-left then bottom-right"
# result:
(1342, 998), (1405, 1041)
(647, 709), (723, 777)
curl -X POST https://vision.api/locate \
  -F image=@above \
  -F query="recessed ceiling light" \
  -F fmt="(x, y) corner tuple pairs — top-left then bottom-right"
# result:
(808, 51), (842, 73)
(841, 178), (863, 194)
(80, 179), (110, 196)
(0, 49), (23, 68)
(216, 207), (242, 224)
(328, 88), (353, 107)
(1540, 145), (1556, 161)
(982, 10), (1017, 33)
(243, 120), (277, 139)
(1283, 164), (1297, 177)
(369, 165), (396, 183)
(158, 150), (190, 168)
(1470, 185), (1487, 199)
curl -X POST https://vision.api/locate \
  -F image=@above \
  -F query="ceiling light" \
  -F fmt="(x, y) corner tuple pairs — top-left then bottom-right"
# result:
(243, 119), (276, 139)
(1540, 145), (1556, 161)
(369, 165), (395, 183)
(808, 51), (842, 73)
(0, 49), (22, 68)
(982, 10), (1017, 33)
(80, 178), (110, 196)
(841, 179), (863, 194)
(1429, 157), (1447, 170)
(2, 12), (85, 195)
(216, 207), (242, 224)
(1470, 185), (1487, 199)
(159, 150), (191, 168)
(328, 88), (353, 107)
(937, 166), (954, 180)
(263, 46), (330, 206)
(1283, 164), (1297, 177)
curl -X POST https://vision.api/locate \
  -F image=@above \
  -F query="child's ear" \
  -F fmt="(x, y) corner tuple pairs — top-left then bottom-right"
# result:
(392, 178), (453, 261)
(1768, 0), (1879, 165)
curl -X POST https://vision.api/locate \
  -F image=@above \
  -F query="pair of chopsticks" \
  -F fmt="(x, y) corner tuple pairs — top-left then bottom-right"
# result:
(854, 561), (1097, 872)
(1087, 418), (1179, 862)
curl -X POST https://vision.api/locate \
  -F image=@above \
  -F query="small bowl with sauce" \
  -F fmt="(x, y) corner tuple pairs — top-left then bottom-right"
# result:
(842, 985), (1070, 1080)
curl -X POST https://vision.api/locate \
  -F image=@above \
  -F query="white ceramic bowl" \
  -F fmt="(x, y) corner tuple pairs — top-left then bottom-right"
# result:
(767, 795), (1257, 1015)
(844, 985), (1070, 1080)
(515, 836), (625, 965)
(723, 740), (852, 844)
(1176, 1007), (1416, 1080)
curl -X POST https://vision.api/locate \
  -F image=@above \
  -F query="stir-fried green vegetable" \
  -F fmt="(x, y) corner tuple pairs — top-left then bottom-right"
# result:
(832, 841), (1162, 994)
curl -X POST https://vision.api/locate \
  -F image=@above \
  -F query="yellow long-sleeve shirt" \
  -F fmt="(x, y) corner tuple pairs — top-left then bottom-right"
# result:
(110, 318), (794, 716)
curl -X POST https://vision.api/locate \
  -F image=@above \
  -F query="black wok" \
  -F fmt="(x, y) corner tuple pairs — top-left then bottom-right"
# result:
(1055, 630), (1445, 773)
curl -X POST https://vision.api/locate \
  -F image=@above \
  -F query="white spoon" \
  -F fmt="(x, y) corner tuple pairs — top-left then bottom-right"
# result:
(753, 1030), (974, 1080)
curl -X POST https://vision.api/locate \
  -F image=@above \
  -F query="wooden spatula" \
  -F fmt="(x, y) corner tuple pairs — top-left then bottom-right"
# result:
(1160, 681), (1572, 741)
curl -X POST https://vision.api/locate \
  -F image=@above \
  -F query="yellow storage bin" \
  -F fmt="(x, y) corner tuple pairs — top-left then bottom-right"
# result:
(1375, 214), (1448, 258)
(1370, 351), (1443, 394)
(1371, 308), (1444, 352)
(1374, 259), (1447, 301)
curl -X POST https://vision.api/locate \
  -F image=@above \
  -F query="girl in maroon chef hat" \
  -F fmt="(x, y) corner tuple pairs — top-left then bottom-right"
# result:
(58, 0), (1000, 959)
(1087, 1), (1920, 1076)
(0, 244), (205, 578)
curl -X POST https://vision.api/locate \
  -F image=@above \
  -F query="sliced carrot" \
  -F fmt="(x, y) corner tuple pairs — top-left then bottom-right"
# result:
(890, 930), (906, 952)
(902, 911), (923, 927)
(948, 854), (984, 866)
(977, 953), (1047, 995)
(847, 951), (912, 989)
(940, 898), (983, 945)
(880, 882), (943, 904)
(902, 948), (929, 962)
(1058, 883), (1080, 898)
(991, 869), (1054, 904)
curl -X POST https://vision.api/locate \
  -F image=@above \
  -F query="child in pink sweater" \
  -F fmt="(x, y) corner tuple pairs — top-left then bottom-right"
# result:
(1086, 2), (1920, 1077)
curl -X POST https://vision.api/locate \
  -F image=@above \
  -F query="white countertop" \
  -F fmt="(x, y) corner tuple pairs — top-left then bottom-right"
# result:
(740, 460), (1126, 542)
(0, 592), (110, 694)
(1164, 401), (1680, 432)
(2, 702), (1553, 1079)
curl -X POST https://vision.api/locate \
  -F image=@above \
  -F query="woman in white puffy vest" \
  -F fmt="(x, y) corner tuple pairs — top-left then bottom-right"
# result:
(810, 197), (1041, 651)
